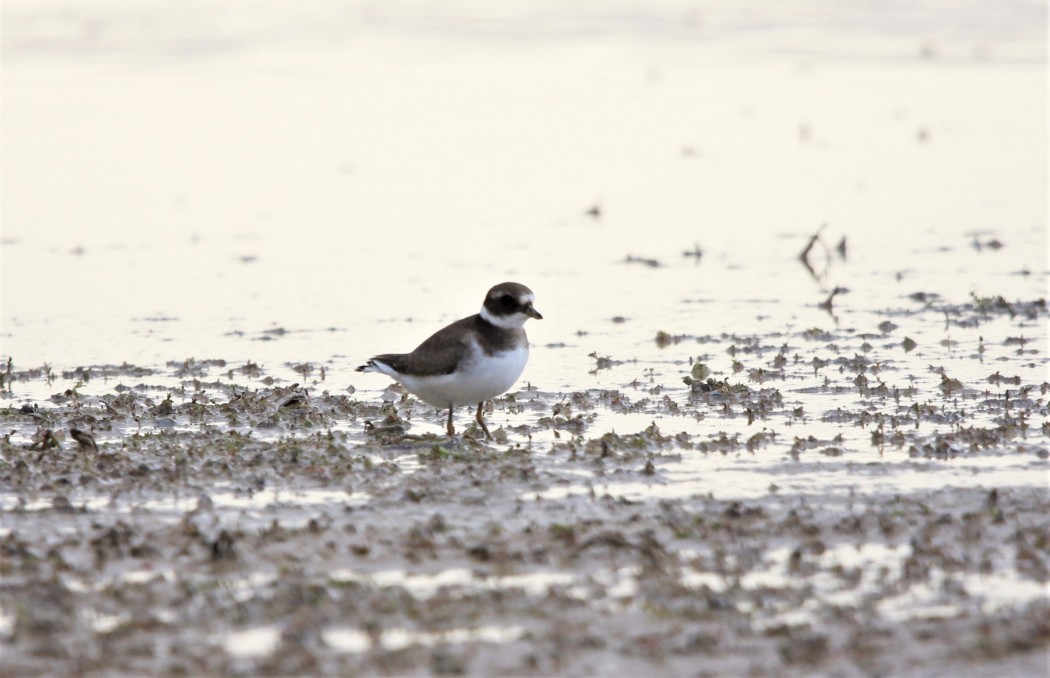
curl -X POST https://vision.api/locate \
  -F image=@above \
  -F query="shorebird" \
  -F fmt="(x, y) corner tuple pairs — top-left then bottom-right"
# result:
(356, 282), (541, 439)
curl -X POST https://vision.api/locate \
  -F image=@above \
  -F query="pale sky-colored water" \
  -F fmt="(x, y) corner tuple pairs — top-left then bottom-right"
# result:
(2, 0), (1046, 395)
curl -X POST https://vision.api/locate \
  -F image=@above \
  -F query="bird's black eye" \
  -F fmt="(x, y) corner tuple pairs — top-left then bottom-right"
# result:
(500, 294), (516, 309)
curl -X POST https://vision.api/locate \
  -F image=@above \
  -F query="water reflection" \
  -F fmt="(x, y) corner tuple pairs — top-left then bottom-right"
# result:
(224, 626), (281, 658)
(321, 625), (525, 654)
(2, 2), (1044, 383)
(329, 567), (575, 598)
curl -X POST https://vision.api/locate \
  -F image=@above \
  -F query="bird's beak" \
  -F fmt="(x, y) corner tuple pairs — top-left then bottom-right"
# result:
(525, 304), (543, 320)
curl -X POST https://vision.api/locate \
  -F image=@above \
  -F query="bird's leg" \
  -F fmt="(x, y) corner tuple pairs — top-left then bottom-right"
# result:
(475, 401), (492, 441)
(446, 407), (455, 437)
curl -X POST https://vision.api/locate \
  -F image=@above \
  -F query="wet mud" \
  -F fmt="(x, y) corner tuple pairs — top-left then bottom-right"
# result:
(1, 293), (1047, 677)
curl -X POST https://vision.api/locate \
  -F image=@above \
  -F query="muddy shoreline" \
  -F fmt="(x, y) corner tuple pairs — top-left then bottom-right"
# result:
(2, 338), (1047, 676)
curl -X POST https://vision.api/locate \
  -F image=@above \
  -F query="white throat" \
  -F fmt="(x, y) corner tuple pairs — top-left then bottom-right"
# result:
(480, 306), (528, 329)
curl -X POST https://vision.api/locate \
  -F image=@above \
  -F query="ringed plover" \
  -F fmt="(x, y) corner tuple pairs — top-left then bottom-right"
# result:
(356, 282), (542, 439)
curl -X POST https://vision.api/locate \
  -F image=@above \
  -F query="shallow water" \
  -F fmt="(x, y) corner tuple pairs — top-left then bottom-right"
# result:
(3, 0), (1046, 471)
(3, 0), (1045, 375)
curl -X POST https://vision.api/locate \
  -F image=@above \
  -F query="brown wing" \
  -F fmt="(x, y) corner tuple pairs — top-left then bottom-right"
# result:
(372, 315), (476, 377)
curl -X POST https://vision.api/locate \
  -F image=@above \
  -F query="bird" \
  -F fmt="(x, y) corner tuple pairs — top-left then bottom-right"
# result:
(356, 282), (542, 439)
(69, 427), (98, 452)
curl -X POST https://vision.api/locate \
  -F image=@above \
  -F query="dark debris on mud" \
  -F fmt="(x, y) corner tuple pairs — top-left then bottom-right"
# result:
(1, 292), (1048, 677)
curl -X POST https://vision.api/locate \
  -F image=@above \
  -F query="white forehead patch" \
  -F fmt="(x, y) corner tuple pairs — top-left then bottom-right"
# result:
(488, 288), (534, 303)
(490, 290), (528, 300)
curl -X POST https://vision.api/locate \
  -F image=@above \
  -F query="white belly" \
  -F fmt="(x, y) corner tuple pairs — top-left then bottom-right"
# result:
(397, 344), (529, 408)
